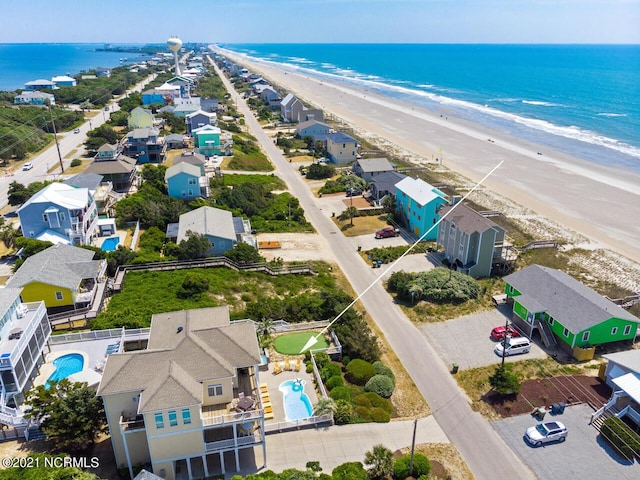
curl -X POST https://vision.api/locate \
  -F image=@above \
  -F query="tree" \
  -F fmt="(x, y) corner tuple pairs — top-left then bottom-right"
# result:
(177, 272), (210, 299)
(332, 462), (369, 480)
(488, 364), (522, 395)
(306, 163), (335, 179)
(0, 220), (18, 249)
(313, 398), (336, 416)
(225, 242), (264, 264)
(338, 206), (359, 226)
(381, 195), (395, 213)
(364, 444), (394, 480)
(24, 380), (108, 452)
(178, 230), (212, 260)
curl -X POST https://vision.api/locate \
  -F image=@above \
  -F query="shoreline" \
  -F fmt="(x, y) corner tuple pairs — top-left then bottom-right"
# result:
(216, 47), (640, 262)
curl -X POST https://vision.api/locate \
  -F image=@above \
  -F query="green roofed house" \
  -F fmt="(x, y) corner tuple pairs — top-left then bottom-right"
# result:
(504, 265), (639, 359)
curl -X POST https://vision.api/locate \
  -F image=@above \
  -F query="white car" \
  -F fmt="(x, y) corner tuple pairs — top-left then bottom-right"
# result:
(22, 162), (33, 171)
(494, 337), (531, 356)
(525, 421), (568, 446)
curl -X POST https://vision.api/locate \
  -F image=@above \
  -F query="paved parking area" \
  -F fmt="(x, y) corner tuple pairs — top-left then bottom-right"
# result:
(492, 404), (640, 480)
(420, 305), (548, 370)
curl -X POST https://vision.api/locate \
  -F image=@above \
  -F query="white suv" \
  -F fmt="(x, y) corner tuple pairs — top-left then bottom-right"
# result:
(494, 337), (531, 356)
(22, 162), (33, 171)
(525, 421), (568, 446)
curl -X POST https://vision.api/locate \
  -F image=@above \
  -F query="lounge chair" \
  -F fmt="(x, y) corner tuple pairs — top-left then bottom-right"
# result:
(273, 362), (282, 375)
(260, 383), (268, 393)
(284, 358), (291, 371)
(294, 358), (302, 372)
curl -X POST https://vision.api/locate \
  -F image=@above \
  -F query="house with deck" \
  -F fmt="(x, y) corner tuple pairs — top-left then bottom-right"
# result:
(97, 306), (264, 480)
(296, 120), (331, 139)
(13, 91), (55, 106)
(504, 265), (640, 357)
(0, 288), (50, 436)
(7, 243), (106, 314)
(186, 110), (217, 134)
(51, 75), (76, 87)
(352, 157), (394, 182)
(123, 128), (166, 164)
(323, 132), (358, 164)
(395, 177), (448, 239)
(436, 203), (506, 278)
(369, 171), (407, 205)
(280, 93), (304, 122)
(85, 143), (137, 192)
(173, 151), (207, 175)
(165, 163), (209, 200)
(193, 125), (231, 157)
(24, 79), (56, 91)
(17, 182), (99, 246)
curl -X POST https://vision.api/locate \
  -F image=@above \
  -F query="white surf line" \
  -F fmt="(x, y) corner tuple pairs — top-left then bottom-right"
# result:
(301, 161), (505, 353)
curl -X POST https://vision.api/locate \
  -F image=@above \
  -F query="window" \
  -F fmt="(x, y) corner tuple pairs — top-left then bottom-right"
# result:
(43, 214), (48, 222)
(563, 328), (569, 337)
(208, 384), (223, 397)
(548, 317), (554, 326)
(182, 408), (191, 425)
(55, 291), (63, 301)
(611, 327), (618, 336)
(582, 331), (590, 343)
(188, 178), (197, 185)
(154, 413), (164, 429)
(168, 410), (178, 427)
(59, 212), (65, 220)
(624, 325), (632, 336)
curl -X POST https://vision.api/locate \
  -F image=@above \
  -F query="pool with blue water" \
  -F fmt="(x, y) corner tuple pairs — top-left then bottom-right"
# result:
(100, 237), (120, 251)
(46, 353), (84, 387)
(279, 379), (313, 422)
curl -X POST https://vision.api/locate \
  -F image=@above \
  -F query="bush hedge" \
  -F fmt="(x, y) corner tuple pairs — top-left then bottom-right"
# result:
(326, 375), (344, 390)
(393, 453), (430, 479)
(334, 399), (353, 425)
(370, 407), (391, 423)
(345, 359), (376, 386)
(364, 374), (395, 398)
(601, 416), (640, 459)
(313, 352), (331, 369)
(373, 361), (395, 385)
(330, 386), (352, 402)
(354, 406), (371, 422)
(321, 363), (342, 382)
(354, 392), (393, 413)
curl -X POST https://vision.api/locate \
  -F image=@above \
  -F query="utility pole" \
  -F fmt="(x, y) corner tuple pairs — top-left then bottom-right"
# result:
(501, 315), (509, 368)
(47, 101), (64, 173)
(409, 418), (417, 476)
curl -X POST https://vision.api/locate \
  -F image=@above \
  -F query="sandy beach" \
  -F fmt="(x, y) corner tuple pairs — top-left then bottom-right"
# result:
(216, 47), (640, 264)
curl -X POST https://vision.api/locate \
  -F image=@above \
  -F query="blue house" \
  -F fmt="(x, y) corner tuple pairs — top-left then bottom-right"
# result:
(122, 127), (166, 164)
(177, 207), (240, 255)
(296, 120), (331, 139)
(395, 177), (448, 239)
(142, 89), (166, 105)
(14, 91), (55, 106)
(165, 162), (209, 200)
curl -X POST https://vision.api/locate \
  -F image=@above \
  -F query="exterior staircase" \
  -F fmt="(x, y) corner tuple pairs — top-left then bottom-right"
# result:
(536, 319), (557, 349)
(24, 423), (46, 442)
(591, 403), (622, 430)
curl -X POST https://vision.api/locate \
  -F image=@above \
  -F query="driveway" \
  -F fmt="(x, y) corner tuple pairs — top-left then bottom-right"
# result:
(420, 306), (548, 370)
(492, 404), (640, 480)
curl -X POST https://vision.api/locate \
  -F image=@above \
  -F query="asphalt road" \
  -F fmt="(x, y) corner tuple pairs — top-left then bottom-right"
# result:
(210, 57), (535, 480)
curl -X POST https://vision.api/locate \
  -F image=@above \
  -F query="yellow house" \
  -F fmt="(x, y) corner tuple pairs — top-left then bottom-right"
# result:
(97, 307), (264, 480)
(7, 244), (106, 313)
(127, 106), (155, 129)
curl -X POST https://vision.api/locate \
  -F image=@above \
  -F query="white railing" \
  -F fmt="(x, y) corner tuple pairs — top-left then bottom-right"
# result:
(204, 432), (262, 453)
(0, 303), (47, 368)
(48, 327), (150, 344)
(201, 408), (263, 427)
(264, 414), (332, 433)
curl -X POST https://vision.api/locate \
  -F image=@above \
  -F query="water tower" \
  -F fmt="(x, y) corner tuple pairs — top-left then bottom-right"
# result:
(167, 36), (182, 75)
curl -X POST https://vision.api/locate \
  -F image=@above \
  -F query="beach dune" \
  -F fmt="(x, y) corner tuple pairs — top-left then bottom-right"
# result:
(216, 47), (640, 262)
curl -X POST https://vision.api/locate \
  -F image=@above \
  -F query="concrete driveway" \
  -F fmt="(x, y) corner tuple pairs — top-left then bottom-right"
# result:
(492, 404), (640, 480)
(420, 305), (548, 370)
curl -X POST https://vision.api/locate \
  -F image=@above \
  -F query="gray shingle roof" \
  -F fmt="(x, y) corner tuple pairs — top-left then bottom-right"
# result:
(97, 307), (260, 412)
(63, 173), (104, 191)
(356, 157), (393, 173)
(165, 162), (201, 180)
(0, 288), (23, 317)
(504, 265), (640, 332)
(439, 203), (504, 235)
(370, 171), (407, 194)
(8, 244), (104, 291)
(177, 206), (236, 243)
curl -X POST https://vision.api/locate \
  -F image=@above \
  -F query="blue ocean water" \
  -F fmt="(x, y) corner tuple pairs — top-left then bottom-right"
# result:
(222, 44), (640, 172)
(0, 43), (149, 92)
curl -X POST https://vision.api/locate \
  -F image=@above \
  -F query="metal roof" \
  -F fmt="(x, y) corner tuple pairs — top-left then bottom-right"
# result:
(395, 177), (447, 206)
(612, 373), (640, 404)
(177, 206), (236, 243)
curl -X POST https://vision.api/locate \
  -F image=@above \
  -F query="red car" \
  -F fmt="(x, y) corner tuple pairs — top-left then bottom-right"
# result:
(375, 227), (400, 239)
(491, 325), (521, 341)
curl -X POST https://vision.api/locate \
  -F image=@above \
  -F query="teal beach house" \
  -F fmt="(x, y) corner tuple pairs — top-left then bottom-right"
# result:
(395, 177), (448, 240)
(504, 265), (639, 358)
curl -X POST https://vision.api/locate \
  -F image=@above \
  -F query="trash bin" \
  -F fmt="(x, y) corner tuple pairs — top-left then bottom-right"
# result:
(534, 406), (547, 421)
(451, 363), (459, 374)
(357, 246), (362, 252)
(551, 402), (565, 415)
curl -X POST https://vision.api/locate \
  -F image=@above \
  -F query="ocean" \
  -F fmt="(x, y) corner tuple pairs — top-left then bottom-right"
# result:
(221, 44), (640, 173)
(0, 43), (150, 92)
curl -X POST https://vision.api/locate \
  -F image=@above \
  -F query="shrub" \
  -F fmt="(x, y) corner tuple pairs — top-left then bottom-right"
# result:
(355, 392), (393, 413)
(370, 407), (391, 423)
(329, 386), (352, 402)
(326, 375), (344, 391)
(334, 399), (353, 425)
(393, 453), (430, 479)
(489, 364), (522, 395)
(341, 356), (351, 369)
(601, 416), (640, 459)
(313, 352), (331, 369)
(176, 273), (210, 299)
(306, 363), (314, 374)
(364, 375), (395, 398)
(354, 406), (371, 422)
(373, 361), (395, 384)
(353, 395), (371, 409)
(387, 267), (481, 304)
(332, 462), (368, 480)
(70, 158), (82, 167)
(345, 359), (376, 386)
(321, 363), (342, 382)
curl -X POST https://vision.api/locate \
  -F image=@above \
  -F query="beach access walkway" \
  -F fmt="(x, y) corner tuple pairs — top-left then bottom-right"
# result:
(210, 56), (534, 480)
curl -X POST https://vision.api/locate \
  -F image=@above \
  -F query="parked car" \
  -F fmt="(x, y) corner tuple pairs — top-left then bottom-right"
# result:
(74, 128), (80, 134)
(525, 421), (568, 446)
(22, 162), (33, 171)
(375, 227), (400, 239)
(494, 337), (531, 356)
(345, 188), (362, 197)
(490, 325), (521, 341)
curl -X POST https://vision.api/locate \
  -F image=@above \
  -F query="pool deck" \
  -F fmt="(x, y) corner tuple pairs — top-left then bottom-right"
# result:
(33, 349), (90, 387)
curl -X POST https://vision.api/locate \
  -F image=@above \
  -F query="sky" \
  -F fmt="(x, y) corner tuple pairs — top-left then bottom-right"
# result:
(0, 0), (639, 44)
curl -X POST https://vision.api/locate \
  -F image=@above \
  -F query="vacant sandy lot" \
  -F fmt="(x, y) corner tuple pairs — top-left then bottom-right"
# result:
(256, 233), (337, 263)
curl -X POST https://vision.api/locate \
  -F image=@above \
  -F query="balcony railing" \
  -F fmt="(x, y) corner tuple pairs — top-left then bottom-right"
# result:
(205, 431), (262, 453)
(119, 414), (145, 432)
(0, 302), (48, 369)
(201, 407), (263, 427)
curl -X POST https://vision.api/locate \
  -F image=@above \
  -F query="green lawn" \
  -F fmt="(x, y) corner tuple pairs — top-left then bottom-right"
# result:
(228, 148), (274, 171)
(273, 332), (329, 355)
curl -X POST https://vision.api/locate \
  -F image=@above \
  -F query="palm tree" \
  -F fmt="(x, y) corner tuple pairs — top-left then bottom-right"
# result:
(313, 397), (336, 416)
(338, 206), (359, 226)
(364, 444), (394, 480)
(257, 317), (276, 348)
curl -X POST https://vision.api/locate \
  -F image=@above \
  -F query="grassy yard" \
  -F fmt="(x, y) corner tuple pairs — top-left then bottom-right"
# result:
(61, 159), (90, 175)
(214, 173), (285, 189)
(227, 148), (274, 171)
(273, 331), (328, 355)
(333, 215), (389, 237)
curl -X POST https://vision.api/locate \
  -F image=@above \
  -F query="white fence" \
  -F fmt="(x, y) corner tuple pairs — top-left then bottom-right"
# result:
(264, 413), (332, 434)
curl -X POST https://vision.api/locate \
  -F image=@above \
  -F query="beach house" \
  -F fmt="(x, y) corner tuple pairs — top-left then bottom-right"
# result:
(296, 120), (331, 139)
(173, 151), (207, 174)
(352, 157), (394, 182)
(13, 91), (55, 106)
(85, 143), (137, 192)
(142, 89), (166, 106)
(24, 79), (56, 91)
(368, 171), (407, 205)
(175, 206), (254, 255)
(280, 93), (305, 122)
(323, 132), (358, 164)
(165, 163), (209, 200)
(122, 128), (166, 164)
(193, 125), (229, 157)
(0, 288), (50, 435)
(63, 173), (117, 219)
(174, 98), (202, 118)
(97, 306), (265, 480)
(436, 203), (506, 278)
(186, 110), (217, 134)
(503, 265), (640, 357)
(51, 75), (77, 87)
(259, 87), (281, 109)
(128, 107), (155, 129)
(17, 182), (99, 246)
(7, 244), (107, 314)
(395, 177), (448, 239)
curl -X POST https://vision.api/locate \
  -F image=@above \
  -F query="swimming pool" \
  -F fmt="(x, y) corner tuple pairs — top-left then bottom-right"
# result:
(279, 379), (313, 422)
(100, 237), (120, 251)
(46, 353), (84, 386)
